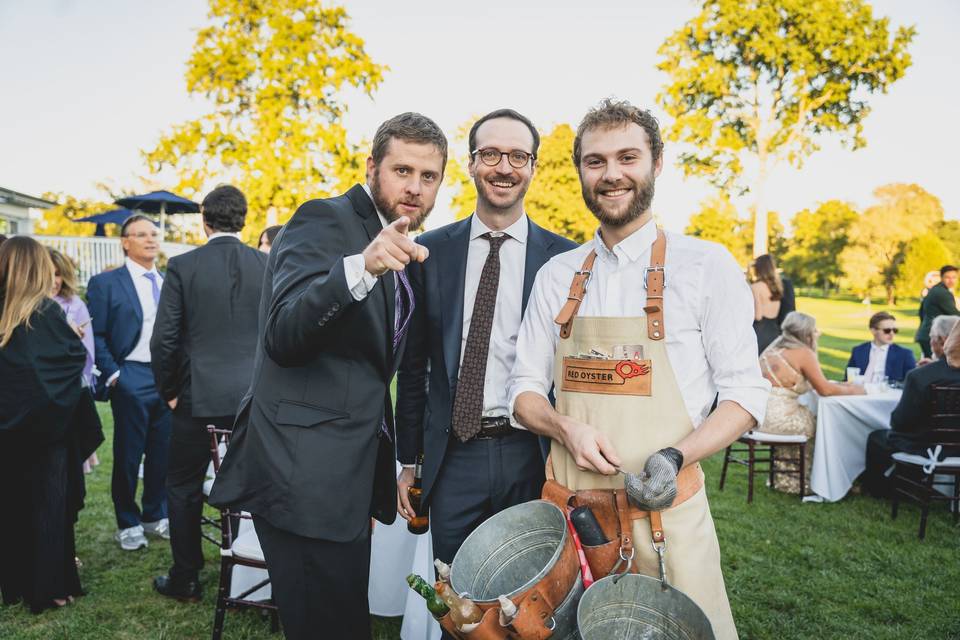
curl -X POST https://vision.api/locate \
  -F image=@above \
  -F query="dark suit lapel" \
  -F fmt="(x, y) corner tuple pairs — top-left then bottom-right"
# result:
(348, 184), (394, 370)
(438, 217), (472, 382)
(523, 219), (552, 317)
(118, 265), (143, 325)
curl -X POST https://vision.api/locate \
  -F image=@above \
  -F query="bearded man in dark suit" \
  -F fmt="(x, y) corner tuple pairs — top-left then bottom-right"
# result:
(209, 113), (447, 640)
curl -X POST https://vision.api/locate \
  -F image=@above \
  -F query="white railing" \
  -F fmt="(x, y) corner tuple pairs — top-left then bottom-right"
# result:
(32, 235), (196, 285)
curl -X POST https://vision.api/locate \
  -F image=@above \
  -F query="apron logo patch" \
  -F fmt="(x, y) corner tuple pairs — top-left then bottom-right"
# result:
(561, 357), (652, 396)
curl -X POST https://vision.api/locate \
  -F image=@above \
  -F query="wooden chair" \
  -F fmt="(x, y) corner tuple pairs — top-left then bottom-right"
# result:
(200, 427), (228, 547)
(719, 431), (809, 502)
(889, 385), (960, 539)
(207, 426), (279, 640)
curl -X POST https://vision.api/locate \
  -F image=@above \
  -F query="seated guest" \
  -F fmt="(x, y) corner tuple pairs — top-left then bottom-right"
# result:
(916, 315), (960, 366)
(759, 312), (865, 494)
(864, 320), (960, 497)
(0, 237), (102, 613)
(915, 265), (959, 358)
(845, 311), (916, 383)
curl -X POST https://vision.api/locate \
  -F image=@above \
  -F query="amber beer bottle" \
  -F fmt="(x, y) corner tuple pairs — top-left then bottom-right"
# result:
(407, 454), (429, 534)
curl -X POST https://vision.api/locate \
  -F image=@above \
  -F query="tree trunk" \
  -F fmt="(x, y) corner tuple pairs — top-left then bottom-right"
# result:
(753, 153), (769, 257)
(886, 284), (896, 306)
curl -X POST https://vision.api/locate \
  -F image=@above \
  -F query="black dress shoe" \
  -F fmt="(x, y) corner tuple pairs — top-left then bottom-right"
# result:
(153, 575), (202, 602)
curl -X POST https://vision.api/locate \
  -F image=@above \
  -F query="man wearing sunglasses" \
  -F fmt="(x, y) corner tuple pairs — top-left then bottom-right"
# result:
(845, 311), (917, 383)
(395, 109), (576, 581)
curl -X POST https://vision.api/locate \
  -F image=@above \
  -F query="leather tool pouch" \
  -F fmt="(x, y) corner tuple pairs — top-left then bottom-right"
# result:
(542, 480), (635, 579)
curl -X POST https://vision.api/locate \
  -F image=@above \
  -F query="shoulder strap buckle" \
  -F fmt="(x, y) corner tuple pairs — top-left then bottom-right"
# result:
(642, 265), (665, 291)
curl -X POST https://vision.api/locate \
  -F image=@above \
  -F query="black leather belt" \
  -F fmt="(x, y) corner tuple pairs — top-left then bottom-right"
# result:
(468, 416), (515, 440)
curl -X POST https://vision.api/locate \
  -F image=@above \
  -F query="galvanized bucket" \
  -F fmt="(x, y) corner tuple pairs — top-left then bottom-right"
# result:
(451, 500), (583, 640)
(577, 574), (715, 640)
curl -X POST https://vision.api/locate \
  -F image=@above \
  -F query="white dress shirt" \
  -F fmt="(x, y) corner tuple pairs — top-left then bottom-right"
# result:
(207, 231), (242, 241)
(863, 342), (890, 383)
(460, 214), (529, 418)
(508, 220), (770, 429)
(124, 257), (163, 363)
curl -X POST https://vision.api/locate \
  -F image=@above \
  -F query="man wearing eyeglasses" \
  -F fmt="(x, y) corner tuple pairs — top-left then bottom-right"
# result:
(395, 109), (576, 575)
(845, 311), (917, 384)
(87, 214), (173, 551)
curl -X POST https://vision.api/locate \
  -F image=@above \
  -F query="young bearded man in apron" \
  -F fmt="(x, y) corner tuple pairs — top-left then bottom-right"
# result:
(509, 99), (770, 640)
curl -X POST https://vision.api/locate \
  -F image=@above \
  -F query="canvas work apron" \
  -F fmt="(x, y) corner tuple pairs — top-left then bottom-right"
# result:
(549, 230), (738, 640)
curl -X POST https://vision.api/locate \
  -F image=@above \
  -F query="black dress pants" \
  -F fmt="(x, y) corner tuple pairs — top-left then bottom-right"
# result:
(253, 515), (372, 640)
(166, 411), (233, 585)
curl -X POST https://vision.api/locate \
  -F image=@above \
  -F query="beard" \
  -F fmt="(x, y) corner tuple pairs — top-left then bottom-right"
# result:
(369, 168), (433, 231)
(474, 172), (530, 213)
(581, 169), (656, 228)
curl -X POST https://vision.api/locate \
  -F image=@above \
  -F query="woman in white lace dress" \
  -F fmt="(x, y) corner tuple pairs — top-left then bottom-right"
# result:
(759, 312), (865, 493)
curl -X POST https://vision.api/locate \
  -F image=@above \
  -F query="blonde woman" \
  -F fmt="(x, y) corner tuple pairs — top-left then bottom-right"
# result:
(758, 311), (865, 494)
(0, 237), (94, 613)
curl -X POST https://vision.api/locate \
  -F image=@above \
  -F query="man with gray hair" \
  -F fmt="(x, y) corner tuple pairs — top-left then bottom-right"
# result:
(917, 314), (960, 365)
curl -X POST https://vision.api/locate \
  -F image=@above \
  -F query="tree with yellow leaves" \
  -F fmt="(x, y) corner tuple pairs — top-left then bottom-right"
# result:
(145, 0), (385, 242)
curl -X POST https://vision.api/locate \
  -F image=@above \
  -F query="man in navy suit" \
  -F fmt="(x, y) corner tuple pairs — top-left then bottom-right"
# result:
(845, 311), (917, 384)
(87, 214), (172, 550)
(395, 109), (577, 574)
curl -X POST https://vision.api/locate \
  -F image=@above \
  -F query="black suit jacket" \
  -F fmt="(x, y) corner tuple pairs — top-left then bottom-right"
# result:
(395, 215), (577, 505)
(888, 359), (960, 453)
(150, 236), (267, 418)
(208, 185), (402, 541)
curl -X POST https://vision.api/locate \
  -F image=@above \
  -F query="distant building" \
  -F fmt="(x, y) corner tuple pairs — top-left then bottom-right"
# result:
(0, 186), (54, 235)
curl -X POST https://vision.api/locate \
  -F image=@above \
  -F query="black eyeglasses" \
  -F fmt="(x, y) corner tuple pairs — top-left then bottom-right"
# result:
(880, 327), (899, 335)
(471, 148), (535, 169)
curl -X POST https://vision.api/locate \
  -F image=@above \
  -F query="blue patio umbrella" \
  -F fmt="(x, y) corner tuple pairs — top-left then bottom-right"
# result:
(74, 208), (139, 237)
(115, 190), (199, 236)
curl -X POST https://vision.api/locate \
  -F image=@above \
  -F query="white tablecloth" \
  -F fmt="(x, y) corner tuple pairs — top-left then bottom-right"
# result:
(806, 389), (902, 502)
(368, 463), (442, 640)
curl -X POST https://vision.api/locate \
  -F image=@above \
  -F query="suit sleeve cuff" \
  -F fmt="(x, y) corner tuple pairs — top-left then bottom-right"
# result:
(106, 370), (120, 386)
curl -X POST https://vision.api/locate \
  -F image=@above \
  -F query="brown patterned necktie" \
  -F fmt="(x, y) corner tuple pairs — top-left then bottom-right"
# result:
(451, 232), (508, 442)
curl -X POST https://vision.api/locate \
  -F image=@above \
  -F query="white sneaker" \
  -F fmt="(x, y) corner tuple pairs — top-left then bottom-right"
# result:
(142, 518), (170, 540)
(115, 525), (149, 551)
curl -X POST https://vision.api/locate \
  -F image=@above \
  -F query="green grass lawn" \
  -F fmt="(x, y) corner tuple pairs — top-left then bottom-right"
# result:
(2, 296), (958, 639)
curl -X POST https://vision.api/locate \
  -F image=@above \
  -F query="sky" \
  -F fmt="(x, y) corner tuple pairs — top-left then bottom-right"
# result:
(1, 0), (958, 232)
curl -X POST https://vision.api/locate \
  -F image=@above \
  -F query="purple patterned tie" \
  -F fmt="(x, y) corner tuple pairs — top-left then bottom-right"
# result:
(143, 272), (161, 306)
(381, 269), (415, 441)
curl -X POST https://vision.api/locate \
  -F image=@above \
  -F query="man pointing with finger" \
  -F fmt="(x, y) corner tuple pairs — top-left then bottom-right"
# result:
(509, 100), (769, 639)
(210, 112), (447, 640)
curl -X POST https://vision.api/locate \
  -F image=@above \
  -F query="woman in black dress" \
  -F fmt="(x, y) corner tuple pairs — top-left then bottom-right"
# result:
(0, 237), (101, 613)
(750, 254), (792, 354)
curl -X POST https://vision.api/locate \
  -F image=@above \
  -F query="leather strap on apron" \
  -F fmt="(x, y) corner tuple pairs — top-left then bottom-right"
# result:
(554, 228), (667, 341)
(554, 251), (597, 339)
(644, 228), (667, 341)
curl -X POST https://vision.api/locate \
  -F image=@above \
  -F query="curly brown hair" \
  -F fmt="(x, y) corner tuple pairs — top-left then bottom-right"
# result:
(572, 98), (664, 168)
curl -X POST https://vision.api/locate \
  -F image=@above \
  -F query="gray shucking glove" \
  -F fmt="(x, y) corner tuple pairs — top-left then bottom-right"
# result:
(624, 447), (684, 511)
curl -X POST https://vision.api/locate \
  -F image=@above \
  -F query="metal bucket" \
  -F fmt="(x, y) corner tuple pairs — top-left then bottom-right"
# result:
(577, 574), (715, 640)
(451, 500), (583, 640)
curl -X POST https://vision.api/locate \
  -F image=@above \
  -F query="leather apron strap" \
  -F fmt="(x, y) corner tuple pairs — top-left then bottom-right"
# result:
(554, 229), (667, 340)
(644, 228), (666, 341)
(554, 250), (597, 339)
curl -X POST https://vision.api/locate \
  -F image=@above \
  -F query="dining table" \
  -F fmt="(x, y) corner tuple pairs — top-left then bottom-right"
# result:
(802, 386), (902, 502)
